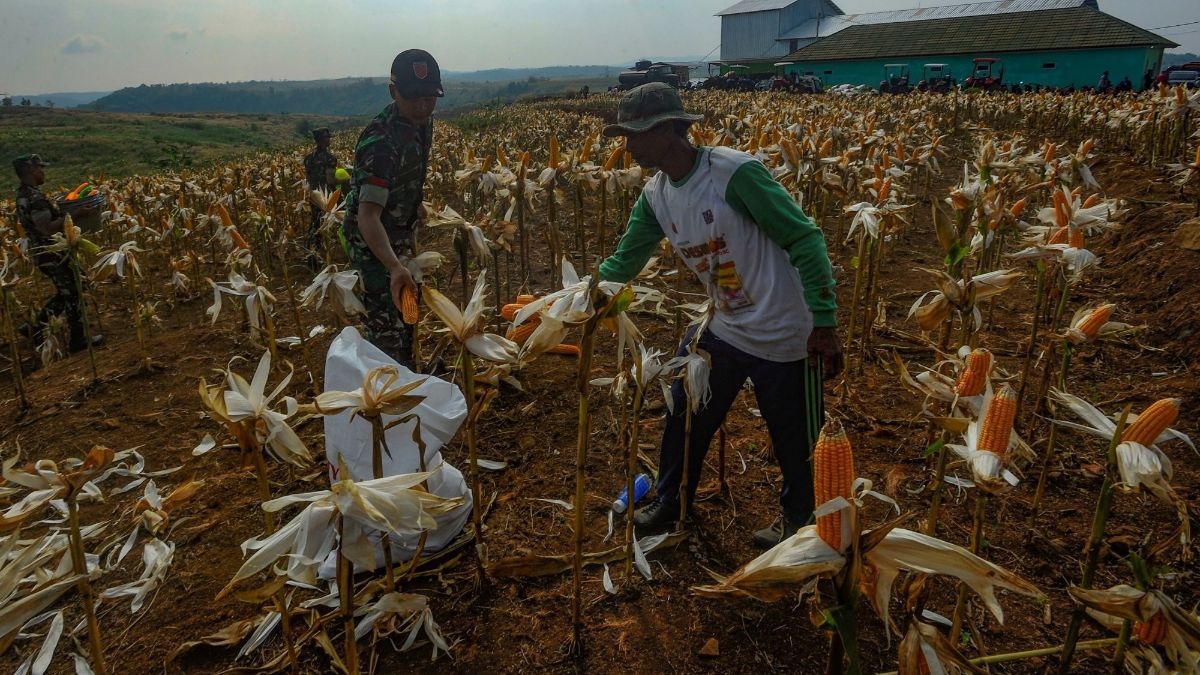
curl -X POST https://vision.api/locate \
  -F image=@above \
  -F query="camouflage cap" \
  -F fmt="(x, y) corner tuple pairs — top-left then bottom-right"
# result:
(12, 153), (50, 173)
(602, 83), (702, 137)
(311, 127), (331, 140)
(390, 49), (444, 98)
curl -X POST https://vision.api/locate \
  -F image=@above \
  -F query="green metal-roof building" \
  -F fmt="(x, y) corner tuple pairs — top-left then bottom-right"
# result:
(714, 0), (1177, 90)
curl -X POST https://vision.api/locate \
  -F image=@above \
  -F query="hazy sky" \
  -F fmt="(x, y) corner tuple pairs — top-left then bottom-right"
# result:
(2, 0), (1197, 94)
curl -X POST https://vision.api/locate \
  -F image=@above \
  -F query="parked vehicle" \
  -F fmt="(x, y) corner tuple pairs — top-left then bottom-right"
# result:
(1167, 69), (1199, 89)
(617, 60), (680, 90)
(879, 64), (911, 94)
(918, 64), (955, 93)
(964, 58), (1004, 90)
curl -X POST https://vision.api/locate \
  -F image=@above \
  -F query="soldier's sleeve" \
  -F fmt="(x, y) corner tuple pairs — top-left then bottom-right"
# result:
(20, 192), (59, 231)
(354, 132), (398, 207)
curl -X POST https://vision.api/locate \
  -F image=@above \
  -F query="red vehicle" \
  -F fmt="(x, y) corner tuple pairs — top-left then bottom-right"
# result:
(964, 58), (1004, 90)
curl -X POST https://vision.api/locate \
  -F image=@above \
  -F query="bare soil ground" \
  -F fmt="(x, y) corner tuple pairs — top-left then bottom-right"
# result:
(1, 118), (1197, 675)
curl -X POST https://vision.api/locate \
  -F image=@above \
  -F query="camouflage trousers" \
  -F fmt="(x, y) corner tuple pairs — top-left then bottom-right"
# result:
(33, 250), (85, 347)
(343, 227), (414, 367)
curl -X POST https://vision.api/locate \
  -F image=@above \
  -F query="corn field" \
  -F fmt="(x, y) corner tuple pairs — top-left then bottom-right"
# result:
(1, 86), (1198, 674)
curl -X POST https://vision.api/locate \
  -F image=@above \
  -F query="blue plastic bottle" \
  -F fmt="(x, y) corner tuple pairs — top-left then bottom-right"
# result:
(611, 474), (652, 514)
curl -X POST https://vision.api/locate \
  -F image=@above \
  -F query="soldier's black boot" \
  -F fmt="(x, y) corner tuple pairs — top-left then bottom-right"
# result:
(632, 497), (683, 535)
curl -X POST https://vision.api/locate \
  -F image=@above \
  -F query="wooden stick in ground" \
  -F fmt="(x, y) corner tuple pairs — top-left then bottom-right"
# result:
(337, 516), (359, 675)
(460, 348), (486, 579)
(625, 362), (645, 579)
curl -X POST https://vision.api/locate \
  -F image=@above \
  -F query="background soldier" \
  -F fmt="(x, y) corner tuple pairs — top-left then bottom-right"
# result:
(303, 127), (339, 268)
(340, 49), (442, 368)
(13, 153), (102, 355)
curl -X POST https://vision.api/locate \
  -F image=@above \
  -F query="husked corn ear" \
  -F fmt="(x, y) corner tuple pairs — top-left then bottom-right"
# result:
(1068, 227), (1085, 249)
(978, 385), (1017, 456)
(814, 419), (855, 551)
(400, 286), (419, 325)
(954, 348), (992, 397)
(1047, 226), (1068, 245)
(548, 344), (581, 357)
(1134, 611), (1167, 645)
(506, 321), (537, 344)
(1074, 304), (1113, 341)
(229, 228), (250, 250)
(1121, 398), (1181, 446)
(326, 188), (341, 212)
(1082, 193), (1101, 209)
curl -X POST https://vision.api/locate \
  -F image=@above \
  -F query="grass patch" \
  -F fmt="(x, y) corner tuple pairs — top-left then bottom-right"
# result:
(0, 107), (361, 193)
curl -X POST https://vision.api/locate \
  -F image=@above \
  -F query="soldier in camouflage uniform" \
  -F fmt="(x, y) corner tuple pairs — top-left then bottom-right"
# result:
(341, 49), (442, 368)
(12, 153), (100, 352)
(302, 127), (338, 265)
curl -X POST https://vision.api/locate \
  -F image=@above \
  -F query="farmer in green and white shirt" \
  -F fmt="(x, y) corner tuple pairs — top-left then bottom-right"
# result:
(598, 83), (841, 546)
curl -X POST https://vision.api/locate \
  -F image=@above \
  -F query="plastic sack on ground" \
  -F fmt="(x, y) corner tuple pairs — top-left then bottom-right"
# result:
(319, 326), (471, 574)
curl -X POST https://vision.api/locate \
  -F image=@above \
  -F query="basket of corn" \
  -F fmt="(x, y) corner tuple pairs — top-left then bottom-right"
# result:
(56, 182), (106, 232)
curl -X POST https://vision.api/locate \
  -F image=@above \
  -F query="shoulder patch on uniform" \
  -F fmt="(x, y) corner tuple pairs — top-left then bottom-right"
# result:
(366, 176), (389, 188)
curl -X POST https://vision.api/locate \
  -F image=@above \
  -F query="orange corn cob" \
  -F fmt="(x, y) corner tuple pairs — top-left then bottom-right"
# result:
(954, 348), (993, 397)
(229, 228), (250, 250)
(1134, 611), (1167, 645)
(1082, 193), (1101, 209)
(814, 419), (855, 551)
(1043, 142), (1056, 164)
(819, 138), (834, 157)
(217, 204), (234, 228)
(877, 177), (892, 204)
(1047, 226), (1069, 245)
(1068, 227), (1085, 249)
(1079, 139), (1094, 157)
(602, 145), (623, 172)
(497, 145), (509, 166)
(548, 344), (581, 357)
(978, 385), (1017, 456)
(400, 286), (419, 325)
(325, 189), (341, 212)
(549, 135), (560, 167)
(505, 321), (538, 344)
(1074, 304), (1113, 341)
(1010, 198), (1027, 218)
(1121, 398), (1181, 446)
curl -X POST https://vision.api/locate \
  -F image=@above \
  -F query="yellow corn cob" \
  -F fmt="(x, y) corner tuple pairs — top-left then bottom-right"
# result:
(497, 145), (509, 166)
(1135, 611), (1167, 645)
(217, 204), (233, 228)
(1075, 304), (1113, 341)
(229, 228), (250, 251)
(877, 177), (892, 204)
(400, 286), (419, 325)
(1043, 142), (1057, 164)
(505, 320), (537, 344)
(1121, 398), (1181, 446)
(978, 385), (1017, 456)
(602, 145), (623, 172)
(954, 348), (992, 397)
(548, 343), (580, 357)
(325, 188), (341, 212)
(814, 419), (855, 551)
(819, 137), (834, 157)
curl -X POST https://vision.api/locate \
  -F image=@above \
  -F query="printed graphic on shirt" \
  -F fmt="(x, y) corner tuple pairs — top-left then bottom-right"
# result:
(713, 260), (753, 311)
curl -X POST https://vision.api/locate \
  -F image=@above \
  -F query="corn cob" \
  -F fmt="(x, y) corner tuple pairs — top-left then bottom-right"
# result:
(325, 189), (341, 212)
(978, 385), (1017, 456)
(819, 137), (834, 157)
(1010, 198), (1027, 218)
(549, 135), (559, 167)
(1074, 304), (1113, 341)
(217, 204), (234, 228)
(1043, 142), (1057, 164)
(954, 348), (992, 397)
(1121, 398), (1181, 446)
(1068, 227), (1085, 249)
(1134, 611), (1167, 645)
(505, 321), (538, 344)
(229, 228), (250, 251)
(814, 419), (855, 551)
(548, 344), (581, 357)
(1047, 226), (1069, 245)
(400, 286), (419, 325)
(1082, 193), (1101, 209)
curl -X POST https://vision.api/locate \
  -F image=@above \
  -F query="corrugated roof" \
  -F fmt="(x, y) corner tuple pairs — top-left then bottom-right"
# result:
(778, 0), (1096, 40)
(784, 6), (1176, 61)
(717, 0), (842, 17)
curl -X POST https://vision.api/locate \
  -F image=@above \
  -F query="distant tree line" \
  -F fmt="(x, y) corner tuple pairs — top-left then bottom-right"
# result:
(83, 74), (613, 116)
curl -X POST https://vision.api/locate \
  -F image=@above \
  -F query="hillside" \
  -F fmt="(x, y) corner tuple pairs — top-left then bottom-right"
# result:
(0, 107), (353, 193)
(87, 71), (618, 116)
